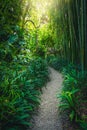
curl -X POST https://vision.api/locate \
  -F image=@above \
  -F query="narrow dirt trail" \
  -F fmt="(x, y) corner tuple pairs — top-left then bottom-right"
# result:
(31, 67), (63, 130)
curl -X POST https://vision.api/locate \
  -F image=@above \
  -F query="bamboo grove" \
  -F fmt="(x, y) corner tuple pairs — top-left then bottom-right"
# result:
(50, 0), (87, 71)
(0, 0), (87, 129)
(1, 0), (87, 70)
(49, 1), (87, 129)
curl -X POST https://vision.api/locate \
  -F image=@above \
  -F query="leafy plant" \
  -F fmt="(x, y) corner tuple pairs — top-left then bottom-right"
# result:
(0, 58), (49, 130)
(47, 56), (68, 72)
(79, 120), (87, 130)
(58, 64), (87, 130)
(57, 88), (80, 121)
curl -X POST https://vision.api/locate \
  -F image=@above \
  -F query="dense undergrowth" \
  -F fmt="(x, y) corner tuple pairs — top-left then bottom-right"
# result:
(0, 0), (87, 130)
(0, 58), (49, 130)
(48, 56), (87, 130)
(0, 1), (50, 129)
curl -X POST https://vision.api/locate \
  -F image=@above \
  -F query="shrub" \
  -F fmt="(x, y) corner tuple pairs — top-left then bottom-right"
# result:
(57, 64), (87, 130)
(47, 56), (68, 72)
(0, 58), (49, 130)
(58, 88), (80, 121)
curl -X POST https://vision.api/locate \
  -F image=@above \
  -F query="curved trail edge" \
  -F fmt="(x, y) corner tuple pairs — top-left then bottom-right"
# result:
(30, 67), (63, 130)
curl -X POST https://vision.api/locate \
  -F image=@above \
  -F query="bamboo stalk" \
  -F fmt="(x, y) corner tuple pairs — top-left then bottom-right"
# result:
(81, 0), (85, 71)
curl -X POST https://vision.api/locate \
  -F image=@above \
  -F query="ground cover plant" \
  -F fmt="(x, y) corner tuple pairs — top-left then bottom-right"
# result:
(47, 56), (68, 72)
(0, 0), (87, 130)
(0, 1), (50, 129)
(48, 56), (87, 130)
(0, 58), (49, 130)
(61, 66), (87, 129)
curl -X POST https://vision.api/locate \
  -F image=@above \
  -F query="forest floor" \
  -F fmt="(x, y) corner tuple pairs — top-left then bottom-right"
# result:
(30, 67), (63, 130)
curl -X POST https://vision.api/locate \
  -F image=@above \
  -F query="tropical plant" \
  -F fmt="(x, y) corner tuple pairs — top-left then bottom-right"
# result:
(47, 56), (68, 72)
(57, 88), (80, 121)
(0, 58), (49, 130)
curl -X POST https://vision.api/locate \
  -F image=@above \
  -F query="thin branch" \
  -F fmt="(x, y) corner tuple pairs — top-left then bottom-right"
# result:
(24, 19), (40, 28)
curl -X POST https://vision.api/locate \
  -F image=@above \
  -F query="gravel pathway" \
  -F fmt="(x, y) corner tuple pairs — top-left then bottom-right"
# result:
(31, 67), (63, 130)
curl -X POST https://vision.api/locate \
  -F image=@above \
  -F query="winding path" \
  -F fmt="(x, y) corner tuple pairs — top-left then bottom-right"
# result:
(31, 67), (63, 130)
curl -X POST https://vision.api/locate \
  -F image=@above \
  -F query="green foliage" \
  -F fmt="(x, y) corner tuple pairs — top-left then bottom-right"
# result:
(79, 120), (87, 130)
(47, 56), (68, 72)
(0, 0), (23, 42)
(57, 64), (87, 130)
(62, 66), (87, 94)
(49, 0), (87, 70)
(0, 0), (32, 63)
(0, 1), (50, 129)
(58, 88), (80, 121)
(0, 0), (87, 130)
(32, 45), (46, 58)
(0, 58), (49, 130)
